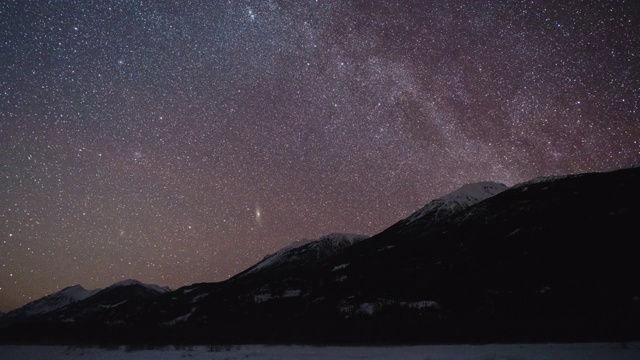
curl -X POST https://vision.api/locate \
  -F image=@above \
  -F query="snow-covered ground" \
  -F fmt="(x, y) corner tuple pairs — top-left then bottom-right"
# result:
(1, 342), (638, 359)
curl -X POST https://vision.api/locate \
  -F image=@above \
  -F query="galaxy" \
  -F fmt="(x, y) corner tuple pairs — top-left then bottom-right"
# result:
(1, 0), (638, 312)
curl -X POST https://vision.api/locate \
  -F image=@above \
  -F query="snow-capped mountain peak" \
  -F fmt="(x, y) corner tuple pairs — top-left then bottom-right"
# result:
(440, 181), (508, 202)
(244, 233), (369, 275)
(5, 284), (98, 319)
(57, 284), (99, 299)
(404, 181), (507, 225)
(106, 279), (170, 294)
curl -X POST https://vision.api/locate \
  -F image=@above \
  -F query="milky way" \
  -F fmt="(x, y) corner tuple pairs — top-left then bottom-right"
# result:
(1, 0), (638, 312)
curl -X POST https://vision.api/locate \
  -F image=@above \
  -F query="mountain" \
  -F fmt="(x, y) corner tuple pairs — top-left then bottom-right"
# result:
(241, 233), (369, 276)
(63, 279), (170, 311)
(103, 279), (170, 295)
(3, 285), (98, 321)
(1, 166), (638, 345)
(384, 181), (507, 236)
(0, 279), (169, 331)
(403, 181), (507, 225)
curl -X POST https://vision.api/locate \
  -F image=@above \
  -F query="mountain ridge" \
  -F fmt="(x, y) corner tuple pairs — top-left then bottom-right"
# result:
(241, 232), (369, 276)
(404, 181), (508, 225)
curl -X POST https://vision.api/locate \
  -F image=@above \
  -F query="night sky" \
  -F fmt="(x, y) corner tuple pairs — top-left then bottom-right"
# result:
(1, 0), (638, 312)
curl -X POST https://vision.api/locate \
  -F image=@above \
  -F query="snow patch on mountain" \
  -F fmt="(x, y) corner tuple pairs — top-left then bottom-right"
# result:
(254, 293), (272, 303)
(339, 298), (440, 316)
(162, 307), (196, 327)
(332, 263), (349, 271)
(99, 300), (127, 309)
(283, 289), (302, 297)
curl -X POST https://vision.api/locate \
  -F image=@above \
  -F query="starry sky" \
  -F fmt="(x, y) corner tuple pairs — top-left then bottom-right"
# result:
(1, 0), (638, 312)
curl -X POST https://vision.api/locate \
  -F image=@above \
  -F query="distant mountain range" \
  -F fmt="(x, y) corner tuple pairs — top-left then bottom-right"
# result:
(2, 285), (100, 320)
(1, 166), (639, 345)
(2, 280), (169, 323)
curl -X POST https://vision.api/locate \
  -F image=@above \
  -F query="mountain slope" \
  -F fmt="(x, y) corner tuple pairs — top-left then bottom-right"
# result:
(241, 233), (368, 276)
(403, 181), (507, 225)
(379, 181), (507, 239)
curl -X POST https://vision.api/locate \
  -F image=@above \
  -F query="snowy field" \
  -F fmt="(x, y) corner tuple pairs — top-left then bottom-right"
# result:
(1, 342), (639, 360)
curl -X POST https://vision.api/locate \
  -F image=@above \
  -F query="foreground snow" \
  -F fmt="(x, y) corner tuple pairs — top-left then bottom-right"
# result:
(1, 342), (638, 359)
